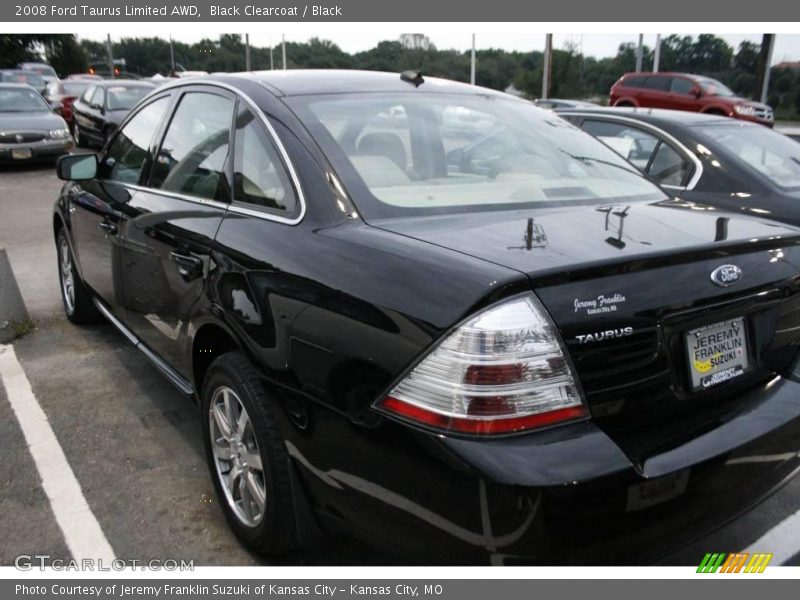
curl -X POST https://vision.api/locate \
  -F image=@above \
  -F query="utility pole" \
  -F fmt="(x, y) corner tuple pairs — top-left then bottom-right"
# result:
(470, 34), (476, 85)
(282, 34), (287, 70)
(542, 34), (552, 99)
(245, 33), (251, 71)
(169, 34), (175, 73)
(754, 34), (775, 104)
(635, 33), (643, 72)
(653, 34), (661, 72)
(106, 34), (115, 79)
(270, 39), (274, 70)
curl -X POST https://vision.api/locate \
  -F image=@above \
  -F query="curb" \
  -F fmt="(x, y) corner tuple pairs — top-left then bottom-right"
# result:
(0, 247), (31, 344)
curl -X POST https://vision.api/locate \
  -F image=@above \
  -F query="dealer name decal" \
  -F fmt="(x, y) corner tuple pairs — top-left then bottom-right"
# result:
(573, 292), (626, 314)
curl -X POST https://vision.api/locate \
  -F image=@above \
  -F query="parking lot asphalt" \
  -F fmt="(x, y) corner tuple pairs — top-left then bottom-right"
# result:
(1, 162), (800, 567)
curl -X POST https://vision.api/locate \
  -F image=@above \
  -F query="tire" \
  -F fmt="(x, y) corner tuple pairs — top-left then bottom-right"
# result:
(73, 122), (87, 148)
(56, 228), (102, 324)
(201, 351), (296, 555)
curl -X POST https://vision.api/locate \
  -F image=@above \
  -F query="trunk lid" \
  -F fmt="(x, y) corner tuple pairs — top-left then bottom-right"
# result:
(373, 200), (800, 464)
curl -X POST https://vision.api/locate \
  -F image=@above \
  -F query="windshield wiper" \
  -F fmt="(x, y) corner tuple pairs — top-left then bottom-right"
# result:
(559, 149), (641, 176)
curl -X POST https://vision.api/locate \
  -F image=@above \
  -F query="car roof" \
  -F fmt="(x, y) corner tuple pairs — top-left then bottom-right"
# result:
(620, 72), (702, 78)
(0, 82), (37, 89)
(221, 69), (511, 98)
(94, 79), (155, 87)
(0, 69), (41, 75)
(555, 106), (739, 128)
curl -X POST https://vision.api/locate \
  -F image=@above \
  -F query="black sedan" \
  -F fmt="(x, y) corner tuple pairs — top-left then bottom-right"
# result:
(53, 71), (800, 565)
(0, 83), (72, 163)
(71, 80), (155, 148)
(558, 107), (800, 226)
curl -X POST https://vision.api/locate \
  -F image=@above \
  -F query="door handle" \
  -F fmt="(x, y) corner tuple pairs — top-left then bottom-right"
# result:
(169, 251), (204, 280)
(98, 221), (117, 235)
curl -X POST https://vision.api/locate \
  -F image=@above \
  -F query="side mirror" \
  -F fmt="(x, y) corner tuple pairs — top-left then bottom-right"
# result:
(693, 88), (703, 98)
(56, 153), (98, 181)
(50, 101), (63, 113)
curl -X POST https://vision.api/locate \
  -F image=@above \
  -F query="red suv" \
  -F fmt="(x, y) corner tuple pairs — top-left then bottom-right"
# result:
(610, 72), (774, 127)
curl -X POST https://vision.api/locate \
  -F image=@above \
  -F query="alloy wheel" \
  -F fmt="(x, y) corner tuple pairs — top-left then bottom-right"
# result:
(208, 386), (267, 527)
(59, 237), (75, 314)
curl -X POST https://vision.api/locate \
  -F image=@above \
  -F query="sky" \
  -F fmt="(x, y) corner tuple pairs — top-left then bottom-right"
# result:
(79, 29), (800, 66)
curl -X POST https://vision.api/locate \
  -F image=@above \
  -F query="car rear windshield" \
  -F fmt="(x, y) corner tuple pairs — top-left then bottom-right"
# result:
(698, 123), (800, 190)
(107, 85), (152, 111)
(288, 92), (665, 218)
(0, 87), (48, 112)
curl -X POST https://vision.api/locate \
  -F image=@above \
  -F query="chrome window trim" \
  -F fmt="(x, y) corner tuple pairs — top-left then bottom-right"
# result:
(105, 78), (307, 226)
(560, 111), (704, 191)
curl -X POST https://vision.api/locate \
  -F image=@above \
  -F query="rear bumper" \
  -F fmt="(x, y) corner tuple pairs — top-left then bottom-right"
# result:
(293, 376), (800, 564)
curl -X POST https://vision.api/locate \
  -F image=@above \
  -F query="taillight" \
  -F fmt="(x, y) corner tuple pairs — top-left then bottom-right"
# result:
(376, 294), (587, 435)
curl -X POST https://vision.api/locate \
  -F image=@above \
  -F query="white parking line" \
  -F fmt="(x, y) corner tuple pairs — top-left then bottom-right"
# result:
(0, 343), (115, 563)
(742, 508), (800, 565)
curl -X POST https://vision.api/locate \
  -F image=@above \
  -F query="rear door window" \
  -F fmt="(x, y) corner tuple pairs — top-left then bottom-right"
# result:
(623, 76), (646, 88)
(232, 105), (297, 213)
(648, 143), (690, 186)
(581, 120), (660, 169)
(149, 91), (234, 202)
(670, 78), (695, 95)
(644, 76), (671, 92)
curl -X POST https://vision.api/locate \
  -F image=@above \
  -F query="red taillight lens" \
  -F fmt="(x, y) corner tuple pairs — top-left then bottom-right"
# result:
(376, 294), (587, 435)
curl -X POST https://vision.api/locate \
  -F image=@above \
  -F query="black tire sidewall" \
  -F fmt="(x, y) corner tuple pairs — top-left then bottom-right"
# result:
(200, 352), (295, 554)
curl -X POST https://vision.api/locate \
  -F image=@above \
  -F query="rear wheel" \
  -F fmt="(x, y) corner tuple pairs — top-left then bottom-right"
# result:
(201, 351), (296, 555)
(56, 229), (102, 324)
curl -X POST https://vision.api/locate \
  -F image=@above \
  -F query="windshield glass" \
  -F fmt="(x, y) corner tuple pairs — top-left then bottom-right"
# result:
(2, 72), (44, 87)
(699, 123), (800, 189)
(61, 81), (91, 97)
(698, 77), (735, 97)
(107, 86), (151, 111)
(289, 93), (665, 218)
(0, 87), (49, 112)
(28, 66), (57, 78)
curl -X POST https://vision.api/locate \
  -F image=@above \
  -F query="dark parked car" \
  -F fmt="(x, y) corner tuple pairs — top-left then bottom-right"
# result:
(558, 107), (800, 226)
(610, 72), (774, 127)
(0, 69), (47, 95)
(45, 79), (93, 130)
(71, 80), (155, 147)
(53, 71), (800, 565)
(0, 83), (72, 163)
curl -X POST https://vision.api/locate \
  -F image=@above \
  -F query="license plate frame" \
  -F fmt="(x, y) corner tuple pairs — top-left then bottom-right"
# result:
(11, 148), (33, 160)
(685, 316), (750, 392)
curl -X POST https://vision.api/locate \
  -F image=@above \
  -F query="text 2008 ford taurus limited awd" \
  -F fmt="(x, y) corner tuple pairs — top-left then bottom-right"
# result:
(53, 70), (800, 565)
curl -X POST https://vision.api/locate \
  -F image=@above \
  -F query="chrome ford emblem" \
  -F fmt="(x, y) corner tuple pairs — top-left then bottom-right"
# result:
(710, 264), (742, 287)
(15, 134), (23, 143)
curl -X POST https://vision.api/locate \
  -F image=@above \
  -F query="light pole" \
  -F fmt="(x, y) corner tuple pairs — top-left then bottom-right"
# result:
(470, 34), (476, 85)
(542, 34), (552, 100)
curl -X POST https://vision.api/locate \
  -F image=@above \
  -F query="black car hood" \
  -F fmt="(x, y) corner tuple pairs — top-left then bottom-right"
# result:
(370, 199), (800, 279)
(0, 111), (65, 131)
